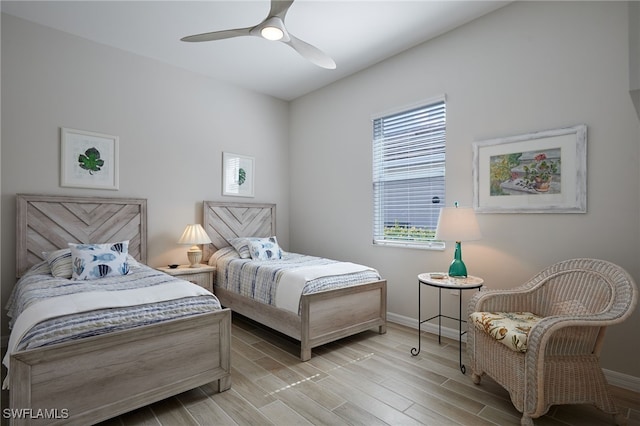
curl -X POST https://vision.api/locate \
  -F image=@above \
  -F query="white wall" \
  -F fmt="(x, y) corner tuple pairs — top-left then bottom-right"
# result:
(631, 1), (640, 119)
(0, 13), (290, 338)
(289, 1), (640, 378)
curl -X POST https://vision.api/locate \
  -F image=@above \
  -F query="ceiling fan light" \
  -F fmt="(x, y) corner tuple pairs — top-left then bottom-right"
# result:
(261, 26), (284, 41)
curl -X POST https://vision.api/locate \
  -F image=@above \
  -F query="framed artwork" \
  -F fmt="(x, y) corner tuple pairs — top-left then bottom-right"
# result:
(473, 124), (587, 213)
(222, 152), (255, 197)
(60, 127), (119, 190)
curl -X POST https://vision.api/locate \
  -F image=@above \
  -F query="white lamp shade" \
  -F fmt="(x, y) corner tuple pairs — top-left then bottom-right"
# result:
(177, 224), (212, 245)
(435, 206), (481, 242)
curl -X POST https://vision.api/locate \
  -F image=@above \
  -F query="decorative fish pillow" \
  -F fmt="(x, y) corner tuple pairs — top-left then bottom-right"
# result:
(248, 237), (283, 261)
(229, 236), (283, 260)
(43, 248), (139, 279)
(69, 241), (130, 280)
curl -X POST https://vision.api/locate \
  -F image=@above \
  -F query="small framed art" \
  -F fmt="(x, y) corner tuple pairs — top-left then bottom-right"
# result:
(60, 127), (119, 190)
(222, 152), (255, 197)
(472, 124), (587, 213)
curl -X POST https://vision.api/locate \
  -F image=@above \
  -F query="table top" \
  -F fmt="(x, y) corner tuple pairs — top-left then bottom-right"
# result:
(157, 264), (215, 274)
(418, 273), (484, 289)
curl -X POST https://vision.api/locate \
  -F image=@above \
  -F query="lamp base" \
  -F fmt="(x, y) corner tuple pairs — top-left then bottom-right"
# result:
(186, 246), (202, 267)
(448, 241), (468, 278)
(448, 259), (468, 278)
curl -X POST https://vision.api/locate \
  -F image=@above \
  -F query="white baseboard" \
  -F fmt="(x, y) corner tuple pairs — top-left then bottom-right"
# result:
(386, 312), (640, 393)
(603, 368), (640, 393)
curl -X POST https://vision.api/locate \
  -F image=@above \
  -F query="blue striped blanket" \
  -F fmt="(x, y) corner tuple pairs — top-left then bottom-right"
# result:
(211, 247), (381, 313)
(4, 261), (222, 364)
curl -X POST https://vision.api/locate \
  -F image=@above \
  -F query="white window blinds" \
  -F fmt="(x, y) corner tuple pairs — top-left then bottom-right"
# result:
(372, 98), (446, 248)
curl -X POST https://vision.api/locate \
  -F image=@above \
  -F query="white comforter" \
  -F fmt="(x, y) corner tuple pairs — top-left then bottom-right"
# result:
(275, 262), (378, 313)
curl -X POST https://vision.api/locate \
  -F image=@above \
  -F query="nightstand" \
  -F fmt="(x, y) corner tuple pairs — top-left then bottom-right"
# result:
(157, 264), (215, 293)
(411, 273), (484, 374)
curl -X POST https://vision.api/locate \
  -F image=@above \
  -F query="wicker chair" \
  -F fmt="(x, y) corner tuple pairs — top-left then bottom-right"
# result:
(467, 258), (638, 426)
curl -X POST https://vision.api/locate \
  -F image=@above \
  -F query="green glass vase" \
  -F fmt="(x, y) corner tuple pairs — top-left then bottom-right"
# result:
(448, 241), (468, 278)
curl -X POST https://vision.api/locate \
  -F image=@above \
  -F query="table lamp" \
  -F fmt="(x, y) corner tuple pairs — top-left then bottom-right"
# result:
(178, 224), (212, 267)
(435, 202), (481, 277)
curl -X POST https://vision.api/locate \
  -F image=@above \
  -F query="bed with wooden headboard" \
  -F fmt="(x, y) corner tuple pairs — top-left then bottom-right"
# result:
(203, 201), (387, 361)
(7, 194), (231, 426)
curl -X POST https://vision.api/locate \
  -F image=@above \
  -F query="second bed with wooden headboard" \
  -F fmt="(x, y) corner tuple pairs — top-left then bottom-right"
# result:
(203, 201), (387, 361)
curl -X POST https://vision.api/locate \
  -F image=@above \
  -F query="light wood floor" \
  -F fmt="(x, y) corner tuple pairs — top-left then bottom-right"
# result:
(91, 313), (638, 426)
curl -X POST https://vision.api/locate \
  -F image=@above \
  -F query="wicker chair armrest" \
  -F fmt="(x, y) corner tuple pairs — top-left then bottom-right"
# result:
(525, 312), (623, 359)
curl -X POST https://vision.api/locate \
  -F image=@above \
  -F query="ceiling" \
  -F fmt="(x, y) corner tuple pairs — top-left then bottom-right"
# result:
(1, 0), (510, 101)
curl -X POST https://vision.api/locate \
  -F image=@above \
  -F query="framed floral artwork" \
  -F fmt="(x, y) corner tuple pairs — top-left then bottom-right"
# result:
(222, 152), (255, 197)
(472, 124), (587, 213)
(60, 127), (119, 190)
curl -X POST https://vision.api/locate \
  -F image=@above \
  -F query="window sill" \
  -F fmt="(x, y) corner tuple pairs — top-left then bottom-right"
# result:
(373, 240), (445, 251)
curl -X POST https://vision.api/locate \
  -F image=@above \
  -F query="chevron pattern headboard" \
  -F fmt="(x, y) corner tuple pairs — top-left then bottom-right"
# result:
(202, 201), (276, 261)
(16, 194), (147, 277)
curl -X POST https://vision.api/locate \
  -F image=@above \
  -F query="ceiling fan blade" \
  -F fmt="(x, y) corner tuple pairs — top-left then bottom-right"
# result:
(181, 0), (335, 69)
(269, 0), (295, 19)
(181, 27), (252, 43)
(285, 34), (336, 69)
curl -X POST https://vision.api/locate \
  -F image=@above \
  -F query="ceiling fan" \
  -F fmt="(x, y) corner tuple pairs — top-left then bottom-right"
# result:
(181, 0), (336, 69)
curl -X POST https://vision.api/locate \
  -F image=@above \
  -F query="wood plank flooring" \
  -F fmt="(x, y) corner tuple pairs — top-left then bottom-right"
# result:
(93, 314), (640, 425)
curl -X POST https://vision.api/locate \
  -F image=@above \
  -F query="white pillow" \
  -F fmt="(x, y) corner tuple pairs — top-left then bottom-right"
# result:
(69, 241), (130, 280)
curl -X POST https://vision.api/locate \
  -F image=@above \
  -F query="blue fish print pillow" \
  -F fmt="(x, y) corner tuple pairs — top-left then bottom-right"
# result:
(248, 236), (283, 261)
(69, 240), (130, 280)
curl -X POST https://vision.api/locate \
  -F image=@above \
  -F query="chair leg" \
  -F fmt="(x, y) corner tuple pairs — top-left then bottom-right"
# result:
(521, 415), (534, 426)
(614, 412), (628, 425)
(471, 372), (482, 384)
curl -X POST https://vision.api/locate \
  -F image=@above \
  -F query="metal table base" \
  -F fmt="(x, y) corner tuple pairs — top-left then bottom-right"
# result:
(410, 274), (483, 374)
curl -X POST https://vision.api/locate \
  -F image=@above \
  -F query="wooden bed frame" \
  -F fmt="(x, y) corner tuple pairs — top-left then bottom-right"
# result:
(203, 201), (387, 361)
(8, 194), (231, 426)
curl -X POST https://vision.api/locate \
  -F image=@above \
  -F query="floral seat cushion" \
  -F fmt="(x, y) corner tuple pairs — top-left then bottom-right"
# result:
(470, 311), (543, 353)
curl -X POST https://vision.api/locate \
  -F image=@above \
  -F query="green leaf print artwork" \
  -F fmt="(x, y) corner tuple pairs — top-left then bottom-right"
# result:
(238, 168), (246, 186)
(78, 147), (104, 175)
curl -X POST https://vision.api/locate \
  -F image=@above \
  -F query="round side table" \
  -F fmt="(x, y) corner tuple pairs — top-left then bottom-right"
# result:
(410, 273), (483, 374)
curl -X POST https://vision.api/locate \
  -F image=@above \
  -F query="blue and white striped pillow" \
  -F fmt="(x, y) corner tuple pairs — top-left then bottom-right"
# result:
(44, 248), (73, 278)
(228, 237), (252, 259)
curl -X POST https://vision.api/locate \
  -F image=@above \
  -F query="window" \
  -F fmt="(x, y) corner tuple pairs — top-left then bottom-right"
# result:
(372, 98), (446, 248)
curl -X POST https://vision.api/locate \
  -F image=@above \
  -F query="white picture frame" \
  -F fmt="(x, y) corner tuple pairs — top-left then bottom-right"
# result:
(60, 127), (119, 190)
(222, 152), (255, 197)
(472, 124), (587, 213)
